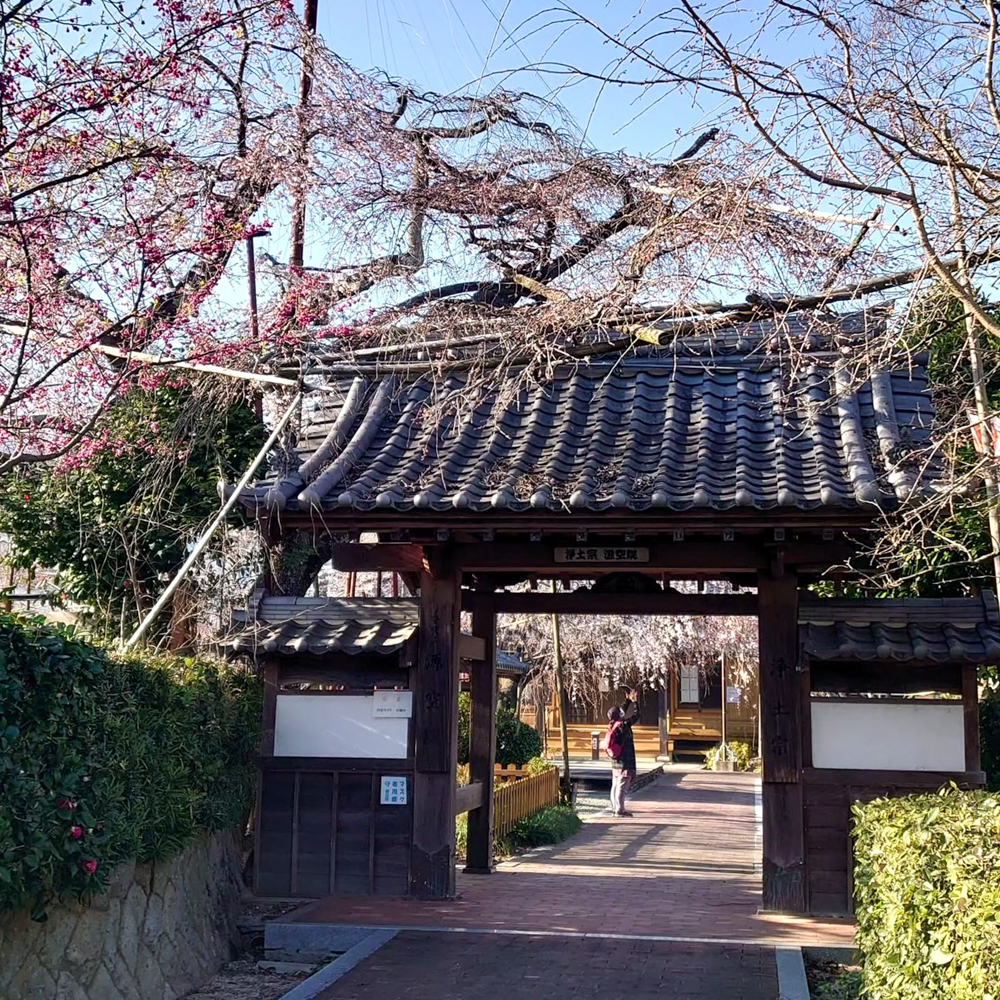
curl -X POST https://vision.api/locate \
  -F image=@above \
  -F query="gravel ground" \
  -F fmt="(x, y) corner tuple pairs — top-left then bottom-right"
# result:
(182, 957), (313, 1000)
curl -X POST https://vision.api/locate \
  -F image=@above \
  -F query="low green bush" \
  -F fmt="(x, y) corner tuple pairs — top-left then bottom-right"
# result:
(0, 614), (260, 917)
(853, 787), (1000, 1000)
(524, 755), (555, 776)
(704, 740), (756, 772)
(813, 972), (862, 1000)
(496, 805), (581, 855)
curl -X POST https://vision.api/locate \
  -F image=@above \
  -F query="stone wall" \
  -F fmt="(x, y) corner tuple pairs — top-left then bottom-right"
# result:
(0, 829), (244, 1000)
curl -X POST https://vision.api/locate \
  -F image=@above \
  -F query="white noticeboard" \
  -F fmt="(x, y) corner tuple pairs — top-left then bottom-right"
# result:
(380, 776), (408, 805)
(273, 695), (408, 759)
(372, 690), (413, 718)
(726, 686), (742, 705)
(811, 700), (966, 772)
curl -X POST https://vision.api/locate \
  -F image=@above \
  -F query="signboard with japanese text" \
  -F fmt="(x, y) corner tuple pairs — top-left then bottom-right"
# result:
(554, 546), (650, 564)
(380, 776), (408, 805)
(372, 690), (413, 719)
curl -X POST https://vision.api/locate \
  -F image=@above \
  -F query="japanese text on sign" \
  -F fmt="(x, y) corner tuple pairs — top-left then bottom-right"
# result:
(380, 776), (408, 805)
(372, 690), (413, 718)
(553, 546), (650, 564)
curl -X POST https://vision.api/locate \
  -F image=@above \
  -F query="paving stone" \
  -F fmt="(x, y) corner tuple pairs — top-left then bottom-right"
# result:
(315, 933), (781, 1000)
(291, 770), (853, 946)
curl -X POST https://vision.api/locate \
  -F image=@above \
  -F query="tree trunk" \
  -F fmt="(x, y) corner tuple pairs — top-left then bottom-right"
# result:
(267, 528), (334, 596)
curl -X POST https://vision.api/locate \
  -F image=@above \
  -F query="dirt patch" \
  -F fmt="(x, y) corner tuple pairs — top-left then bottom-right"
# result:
(183, 957), (313, 1000)
(805, 957), (862, 999)
(183, 898), (316, 1000)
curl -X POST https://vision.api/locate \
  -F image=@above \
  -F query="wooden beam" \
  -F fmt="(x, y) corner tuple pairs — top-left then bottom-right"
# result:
(452, 540), (854, 573)
(458, 633), (486, 661)
(455, 540), (765, 571)
(454, 781), (486, 816)
(411, 548), (461, 899)
(803, 767), (986, 787)
(758, 571), (806, 914)
(328, 543), (425, 572)
(463, 590), (757, 616)
(465, 593), (497, 874)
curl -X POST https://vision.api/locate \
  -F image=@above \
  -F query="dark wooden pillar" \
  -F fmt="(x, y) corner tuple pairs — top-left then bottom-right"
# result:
(758, 570), (806, 913)
(465, 594), (497, 874)
(411, 548), (461, 898)
(963, 664), (981, 773)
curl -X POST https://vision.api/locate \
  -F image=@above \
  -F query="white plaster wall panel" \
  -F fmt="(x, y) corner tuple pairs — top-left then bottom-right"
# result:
(811, 700), (965, 771)
(274, 694), (409, 758)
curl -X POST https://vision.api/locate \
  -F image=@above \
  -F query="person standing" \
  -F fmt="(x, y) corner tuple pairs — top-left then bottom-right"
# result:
(606, 687), (640, 817)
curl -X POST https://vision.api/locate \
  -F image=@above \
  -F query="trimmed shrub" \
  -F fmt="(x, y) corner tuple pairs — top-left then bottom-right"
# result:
(853, 787), (1000, 1000)
(0, 614), (260, 916)
(457, 693), (542, 766)
(495, 707), (542, 766)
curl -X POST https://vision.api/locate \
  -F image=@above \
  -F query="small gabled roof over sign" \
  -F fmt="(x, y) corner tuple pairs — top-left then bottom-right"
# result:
(238, 313), (936, 518)
(230, 596), (417, 657)
(228, 594), (531, 672)
(799, 593), (1000, 663)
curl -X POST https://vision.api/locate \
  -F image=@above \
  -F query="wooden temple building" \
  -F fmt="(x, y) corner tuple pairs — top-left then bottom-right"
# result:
(232, 314), (996, 915)
(531, 659), (761, 763)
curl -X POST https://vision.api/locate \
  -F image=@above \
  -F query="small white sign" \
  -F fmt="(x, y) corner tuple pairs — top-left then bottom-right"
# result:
(380, 776), (408, 805)
(726, 686), (742, 705)
(554, 546), (650, 564)
(372, 690), (413, 719)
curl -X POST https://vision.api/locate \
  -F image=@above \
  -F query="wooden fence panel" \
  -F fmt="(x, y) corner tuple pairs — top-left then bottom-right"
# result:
(493, 768), (559, 835)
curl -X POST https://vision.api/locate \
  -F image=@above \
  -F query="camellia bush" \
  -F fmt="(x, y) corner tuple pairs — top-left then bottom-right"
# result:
(457, 693), (543, 767)
(0, 614), (260, 917)
(853, 787), (1000, 1000)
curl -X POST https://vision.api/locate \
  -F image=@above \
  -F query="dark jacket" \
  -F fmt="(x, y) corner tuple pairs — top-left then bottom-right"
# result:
(611, 699), (639, 772)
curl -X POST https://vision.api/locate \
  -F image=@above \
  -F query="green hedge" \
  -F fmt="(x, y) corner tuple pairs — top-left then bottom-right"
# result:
(0, 614), (260, 917)
(853, 787), (1000, 999)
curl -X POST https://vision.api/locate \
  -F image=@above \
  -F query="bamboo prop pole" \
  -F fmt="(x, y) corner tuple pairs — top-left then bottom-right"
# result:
(0, 318), (298, 387)
(124, 392), (302, 649)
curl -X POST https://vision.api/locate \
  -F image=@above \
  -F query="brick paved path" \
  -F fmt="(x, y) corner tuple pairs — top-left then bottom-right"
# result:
(290, 769), (854, 946)
(313, 931), (780, 1000)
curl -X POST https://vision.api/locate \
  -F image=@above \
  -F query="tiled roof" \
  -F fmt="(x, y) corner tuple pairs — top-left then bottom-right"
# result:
(496, 649), (531, 676)
(241, 316), (935, 516)
(228, 596), (531, 672)
(230, 596), (418, 656)
(800, 594), (1000, 663)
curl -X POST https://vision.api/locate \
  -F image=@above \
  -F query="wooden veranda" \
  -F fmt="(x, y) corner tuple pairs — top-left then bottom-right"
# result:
(235, 314), (994, 915)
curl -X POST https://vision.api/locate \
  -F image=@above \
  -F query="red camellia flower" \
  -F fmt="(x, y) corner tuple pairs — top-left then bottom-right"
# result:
(70, 826), (83, 840)
(82, 859), (98, 875)
(56, 798), (74, 811)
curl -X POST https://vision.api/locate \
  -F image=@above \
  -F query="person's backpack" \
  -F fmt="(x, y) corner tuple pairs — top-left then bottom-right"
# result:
(604, 720), (624, 760)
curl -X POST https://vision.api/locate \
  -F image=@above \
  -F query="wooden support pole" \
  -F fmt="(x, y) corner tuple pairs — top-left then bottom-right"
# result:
(551, 580), (572, 804)
(411, 548), (460, 898)
(758, 570), (806, 913)
(465, 592), (497, 874)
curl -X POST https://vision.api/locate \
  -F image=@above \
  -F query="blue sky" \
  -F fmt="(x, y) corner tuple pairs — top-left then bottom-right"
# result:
(317, 0), (724, 160)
